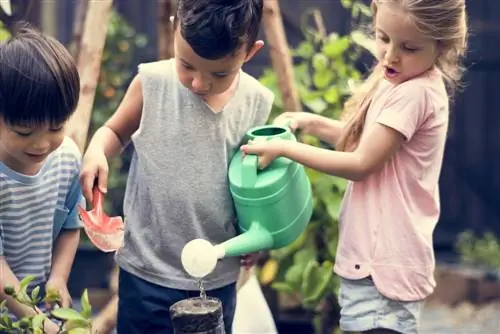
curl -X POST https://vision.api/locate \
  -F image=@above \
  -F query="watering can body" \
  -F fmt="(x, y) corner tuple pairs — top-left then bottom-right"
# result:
(220, 125), (313, 258)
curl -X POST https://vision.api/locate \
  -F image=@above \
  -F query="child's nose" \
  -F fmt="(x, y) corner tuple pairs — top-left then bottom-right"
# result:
(191, 76), (210, 92)
(385, 46), (400, 64)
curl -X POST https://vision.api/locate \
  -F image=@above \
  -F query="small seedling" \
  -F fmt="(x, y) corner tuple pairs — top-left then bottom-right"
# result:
(0, 275), (93, 333)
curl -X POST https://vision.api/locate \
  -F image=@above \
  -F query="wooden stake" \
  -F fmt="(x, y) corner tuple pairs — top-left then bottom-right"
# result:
(158, 0), (175, 59)
(262, 0), (301, 112)
(70, 0), (89, 63)
(68, 0), (113, 152)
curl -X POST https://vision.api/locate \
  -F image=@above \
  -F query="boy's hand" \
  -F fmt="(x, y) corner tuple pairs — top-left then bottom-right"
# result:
(240, 252), (261, 268)
(80, 149), (109, 204)
(45, 277), (72, 310)
(43, 319), (62, 334)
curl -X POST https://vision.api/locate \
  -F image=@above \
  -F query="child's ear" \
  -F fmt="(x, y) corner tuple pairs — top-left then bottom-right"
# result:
(244, 40), (264, 62)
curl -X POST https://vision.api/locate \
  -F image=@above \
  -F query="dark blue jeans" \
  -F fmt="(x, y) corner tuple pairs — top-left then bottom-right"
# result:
(117, 268), (237, 334)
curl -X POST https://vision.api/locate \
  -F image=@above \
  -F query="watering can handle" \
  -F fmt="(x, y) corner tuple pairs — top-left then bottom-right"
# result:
(241, 154), (259, 188)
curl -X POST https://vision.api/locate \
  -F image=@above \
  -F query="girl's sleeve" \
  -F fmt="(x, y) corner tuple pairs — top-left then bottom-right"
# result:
(376, 83), (429, 141)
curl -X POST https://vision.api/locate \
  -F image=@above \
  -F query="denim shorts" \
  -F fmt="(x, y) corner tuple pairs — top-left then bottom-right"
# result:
(338, 277), (423, 334)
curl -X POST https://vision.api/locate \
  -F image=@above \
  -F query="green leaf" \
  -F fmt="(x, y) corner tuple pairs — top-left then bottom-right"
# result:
(313, 70), (333, 89)
(300, 261), (334, 309)
(324, 87), (340, 104)
(312, 54), (329, 71)
(294, 41), (314, 59)
(270, 282), (295, 294)
(31, 285), (40, 303)
(293, 248), (317, 265)
(44, 287), (61, 305)
(51, 308), (86, 322)
(67, 328), (91, 334)
(80, 289), (92, 319)
(322, 36), (350, 59)
(32, 314), (45, 330)
(1, 313), (11, 327)
(284, 263), (307, 289)
(303, 98), (328, 114)
(65, 318), (91, 330)
(19, 275), (34, 294)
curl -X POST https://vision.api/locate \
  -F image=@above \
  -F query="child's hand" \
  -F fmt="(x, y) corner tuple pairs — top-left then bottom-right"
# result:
(45, 277), (72, 309)
(273, 111), (319, 134)
(80, 149), (109, 204)
(43, 319), (62, 334)
(240, 139), (284, 169)
(240, 252), (260, 268)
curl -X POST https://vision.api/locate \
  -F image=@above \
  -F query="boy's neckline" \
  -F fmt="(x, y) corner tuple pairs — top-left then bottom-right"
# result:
(181, 70), (243, 115)
(200, 71), (243, 114)
(0, 154), (54, 185)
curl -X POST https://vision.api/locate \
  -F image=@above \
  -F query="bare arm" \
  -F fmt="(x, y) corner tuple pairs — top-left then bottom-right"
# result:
(307, 116), (345, 147)
(279, 123), (404, 181)
(244, 123), (404, 182)
(87, 75), (144, 159)
(48, 229), (80, 284)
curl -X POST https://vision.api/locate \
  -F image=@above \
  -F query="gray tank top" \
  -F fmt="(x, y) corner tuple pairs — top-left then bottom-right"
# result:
(115, 59), (274, 290)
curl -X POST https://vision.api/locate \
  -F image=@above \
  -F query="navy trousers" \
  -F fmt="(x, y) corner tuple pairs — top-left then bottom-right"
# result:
(116, 268), (237, 334)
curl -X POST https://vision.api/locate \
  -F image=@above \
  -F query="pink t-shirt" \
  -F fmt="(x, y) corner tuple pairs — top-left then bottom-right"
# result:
(334, 69), (449, 301)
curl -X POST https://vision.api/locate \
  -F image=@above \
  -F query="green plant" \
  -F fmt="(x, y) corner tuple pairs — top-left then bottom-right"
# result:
(456, 230), (500, 270)
(0, 276), (92, 333)
(257, 1), (373, 332)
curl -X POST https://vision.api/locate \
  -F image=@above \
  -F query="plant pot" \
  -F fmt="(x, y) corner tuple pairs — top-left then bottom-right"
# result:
(429, 262), (500, 306)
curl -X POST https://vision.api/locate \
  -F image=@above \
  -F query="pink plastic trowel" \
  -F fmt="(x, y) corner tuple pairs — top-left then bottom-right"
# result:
(78, 186), (125, 252)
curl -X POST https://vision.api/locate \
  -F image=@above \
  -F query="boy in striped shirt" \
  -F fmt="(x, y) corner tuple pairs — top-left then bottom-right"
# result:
(0, 25), (82, 333)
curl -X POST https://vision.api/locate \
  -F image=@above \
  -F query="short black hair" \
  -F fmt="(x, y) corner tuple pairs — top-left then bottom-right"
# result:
(177, 0), (264, 60)
(0, 23), (80, 127)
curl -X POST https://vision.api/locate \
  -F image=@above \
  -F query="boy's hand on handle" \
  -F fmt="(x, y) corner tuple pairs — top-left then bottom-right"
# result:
(80, 149), (109, 204)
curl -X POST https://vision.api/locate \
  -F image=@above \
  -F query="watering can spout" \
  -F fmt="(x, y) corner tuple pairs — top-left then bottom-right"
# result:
(216, 222), (274, 258)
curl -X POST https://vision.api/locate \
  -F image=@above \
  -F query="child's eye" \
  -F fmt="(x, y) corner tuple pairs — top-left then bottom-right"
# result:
(213, 72), (228, 79)
(182, 63), (194, 70)
(15, 131), (33, 137)
(50, 126), (63, 132)
(403, 45), (419, 52)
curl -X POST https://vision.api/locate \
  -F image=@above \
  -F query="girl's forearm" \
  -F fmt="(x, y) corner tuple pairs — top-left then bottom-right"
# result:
(280, 140), (365, 181)
(308, 116), (345, 147)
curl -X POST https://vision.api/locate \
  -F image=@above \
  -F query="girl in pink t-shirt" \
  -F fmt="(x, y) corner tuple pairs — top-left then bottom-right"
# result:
(242, 0), (468, 333)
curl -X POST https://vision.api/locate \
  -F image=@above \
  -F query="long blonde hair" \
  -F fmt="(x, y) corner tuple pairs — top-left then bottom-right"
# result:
(336, 0), (468, 152)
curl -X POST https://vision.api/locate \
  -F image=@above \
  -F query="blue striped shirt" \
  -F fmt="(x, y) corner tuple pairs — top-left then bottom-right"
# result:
(0, 137), (83, 291)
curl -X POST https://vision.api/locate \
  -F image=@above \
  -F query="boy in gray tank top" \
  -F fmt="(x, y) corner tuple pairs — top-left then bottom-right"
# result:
(80, 0), (273, 332)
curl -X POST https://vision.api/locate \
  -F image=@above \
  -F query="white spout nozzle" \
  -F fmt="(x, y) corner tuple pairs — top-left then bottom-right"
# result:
(181, 239), (219, 279)
(214, 244), (226, 260)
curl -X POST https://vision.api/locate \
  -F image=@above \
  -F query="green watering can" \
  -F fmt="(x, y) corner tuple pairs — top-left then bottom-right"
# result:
(181, 125), (313, 278)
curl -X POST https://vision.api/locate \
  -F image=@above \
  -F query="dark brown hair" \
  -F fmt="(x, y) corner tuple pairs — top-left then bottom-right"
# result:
(0, 23), (80, 127)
